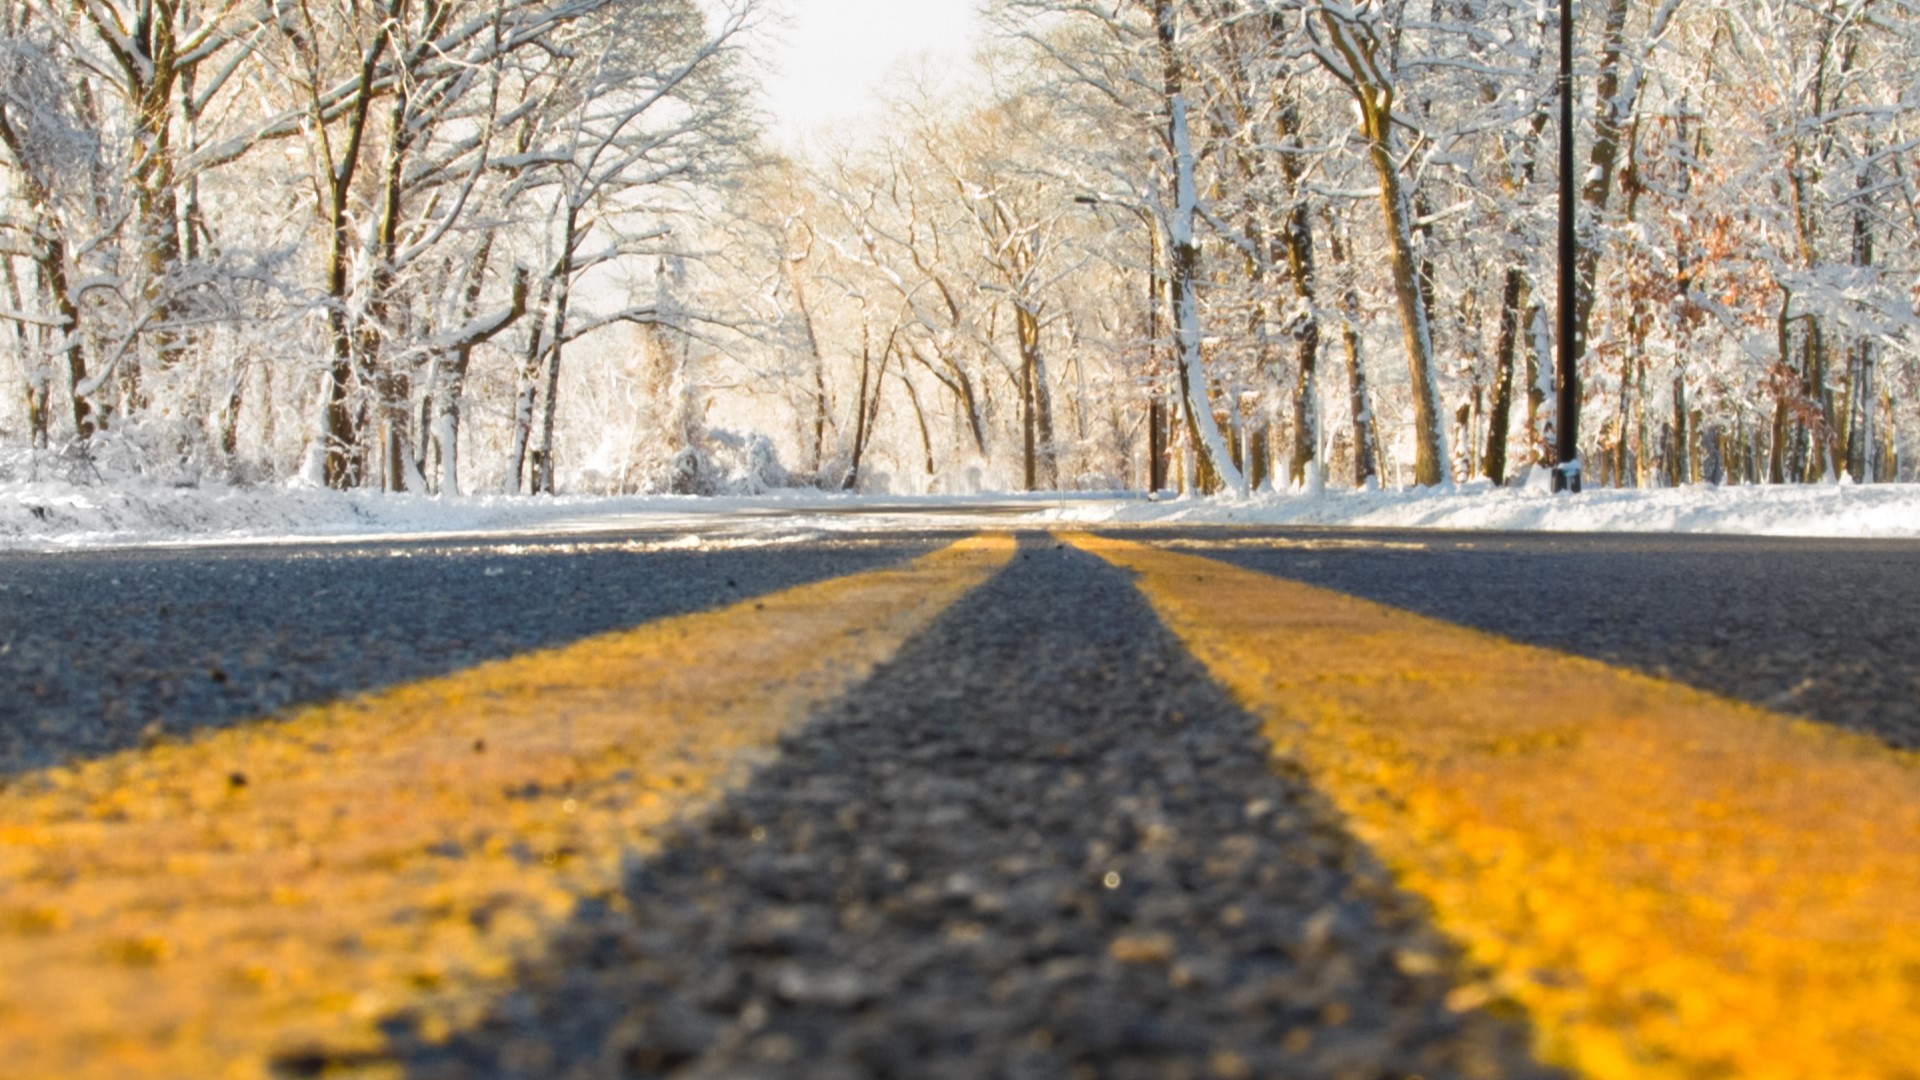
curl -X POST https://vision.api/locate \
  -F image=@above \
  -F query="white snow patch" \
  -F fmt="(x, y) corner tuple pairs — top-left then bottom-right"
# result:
(1079, 480), (1920, 539)
(2, 477), (1918, 550)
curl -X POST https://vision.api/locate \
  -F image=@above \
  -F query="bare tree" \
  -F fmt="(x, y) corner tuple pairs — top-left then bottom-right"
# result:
(504, 0), (760, 494)
(1309, 1), (1449, 487)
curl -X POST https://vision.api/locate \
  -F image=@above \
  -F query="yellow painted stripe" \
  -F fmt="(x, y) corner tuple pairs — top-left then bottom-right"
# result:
(1066, 532), (1920, 1080)
(0, 534), (1013, 1079)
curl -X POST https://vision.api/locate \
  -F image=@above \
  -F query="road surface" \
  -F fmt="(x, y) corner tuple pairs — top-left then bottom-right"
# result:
(0, 523), (1915, 1079)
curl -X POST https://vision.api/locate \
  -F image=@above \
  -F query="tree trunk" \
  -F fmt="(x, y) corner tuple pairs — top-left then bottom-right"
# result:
(898, 369), (936, 479)
(431, 243), (503, 497)
(322, 276), (360, 488)
(1016, 302), (1056, 490)
(220, 361), (245, 459)
(3, 257), (49, 448)
(1670, 374), (1691, 485)
(43, 233), (92, 442)
(1609, 344), (1635, 486)
(1769, 290), (1797, 484)
(1843, 149), (1877, 480)
(368, 57), (424, 494)
(1270, 100), (1324, 490)
(113, 0), (188, 404)
(1148, 395), (1168, 493)
(1324, 211), (1379, 488)
(1483, 0), (1551, 487)
(533, 206), (587, 496)
(1319, 10), (1447, 486)
(1880, 386), (1898, 481)
(1566, 0), (1662, 472)
(507, 275), (556, 494)
(1485, 268), (1527, 484)
(536, 303), (569, 495)
(783, 245), (831, 476)
(1155, 0), (1247, 496)
(1846, 338), (1875, 482)
(848, 324), (875, 491)
(314, 13), (396, 488)
(0, 106), (97, 443)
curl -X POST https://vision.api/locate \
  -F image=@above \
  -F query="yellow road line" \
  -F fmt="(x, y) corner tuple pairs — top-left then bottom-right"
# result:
(1067, 532), (1920, 1080)
(0, 534), (1014, 1080)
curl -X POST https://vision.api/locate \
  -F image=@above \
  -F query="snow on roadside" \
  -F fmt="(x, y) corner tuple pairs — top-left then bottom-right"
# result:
(1, 480), (519, 549)
(0, 480), (1106, 550)
(2, 474), (1919, 550)
(1062, 475), (1920, 539)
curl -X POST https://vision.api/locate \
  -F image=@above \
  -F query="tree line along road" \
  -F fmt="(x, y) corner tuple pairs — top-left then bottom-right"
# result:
(0, 527), (1916, 1079)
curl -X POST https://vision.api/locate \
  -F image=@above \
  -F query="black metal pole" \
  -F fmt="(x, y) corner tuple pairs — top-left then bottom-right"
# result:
(1553, 0), (1582, 493)
(1147, 221), (1166, 493)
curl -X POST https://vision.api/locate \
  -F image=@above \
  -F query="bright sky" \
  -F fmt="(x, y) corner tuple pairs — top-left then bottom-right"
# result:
(758, 0), (983, 141)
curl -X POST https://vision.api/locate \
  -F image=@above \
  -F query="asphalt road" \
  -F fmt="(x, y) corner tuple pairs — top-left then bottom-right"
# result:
(1151, 527), (1920, 750)
(2, 523), (1917, 1077)
(5, 525), (1912, 776)
(394, 539), (1554, 1080)
(0, 534), (942, 776)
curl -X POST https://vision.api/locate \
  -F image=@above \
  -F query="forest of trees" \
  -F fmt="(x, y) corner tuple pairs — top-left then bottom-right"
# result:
(3, 0), (1916, 498)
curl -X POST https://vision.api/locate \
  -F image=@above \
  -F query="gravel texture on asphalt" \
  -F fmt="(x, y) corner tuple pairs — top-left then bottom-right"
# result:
(0, 535), (937, 776)
(395, 537), (1559, 1080)
(1176, 529), (1920, 750)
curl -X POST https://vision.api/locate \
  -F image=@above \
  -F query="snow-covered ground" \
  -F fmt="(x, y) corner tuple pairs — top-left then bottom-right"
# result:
(1084, 471), (1920, 539)
(2, 471), (1918, 550)
(0, 481), (1107, 550)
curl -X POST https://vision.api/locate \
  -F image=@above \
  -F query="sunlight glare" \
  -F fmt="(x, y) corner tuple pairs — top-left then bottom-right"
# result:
(759, 0), (981, 142)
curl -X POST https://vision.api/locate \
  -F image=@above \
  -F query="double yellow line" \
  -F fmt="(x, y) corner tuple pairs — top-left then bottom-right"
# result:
(0, 536), (1013, 1079)
(1070, 533), (1920, 1080)
(1, 530), (1916, 1079)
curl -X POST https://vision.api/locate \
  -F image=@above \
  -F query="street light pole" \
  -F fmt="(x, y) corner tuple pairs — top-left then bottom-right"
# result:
(1553, 0), (1583, 493)
(1146, 224), (1167, 493)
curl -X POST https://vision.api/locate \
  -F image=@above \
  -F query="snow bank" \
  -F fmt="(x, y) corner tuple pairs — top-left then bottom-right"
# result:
(1070, 479), (1920, 539)
(0, 481), (520, 549)
(1, 475), (1917, 550)
(0, 480), (1102, 550)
